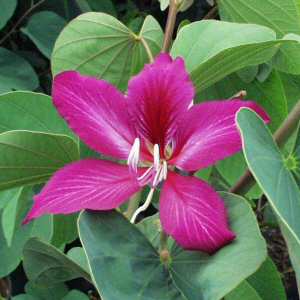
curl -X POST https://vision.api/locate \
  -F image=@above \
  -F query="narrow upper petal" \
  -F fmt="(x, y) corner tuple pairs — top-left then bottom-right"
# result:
(127, 53), (195, 155)
(170, 100), (270, 171)
(53, 71), (134, 160)
(24, 159), (142, 223)
(159, 172), (235, 253)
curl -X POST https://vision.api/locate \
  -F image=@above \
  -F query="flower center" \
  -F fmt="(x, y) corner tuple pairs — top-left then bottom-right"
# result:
(127, 138), (168, 187)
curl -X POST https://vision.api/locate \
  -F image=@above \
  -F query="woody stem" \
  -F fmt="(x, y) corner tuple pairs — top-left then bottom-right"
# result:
(162, 0), (179, 52)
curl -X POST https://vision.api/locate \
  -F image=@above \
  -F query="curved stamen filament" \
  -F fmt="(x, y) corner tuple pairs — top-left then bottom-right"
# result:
(131, 188), (155, 224)
(127, 138), (140, 172)
(153, 144), (160, 170)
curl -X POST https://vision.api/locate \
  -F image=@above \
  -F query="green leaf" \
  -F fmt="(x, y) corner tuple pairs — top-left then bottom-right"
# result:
(0, 48), (39, 93)
(291, 123), (300, 186)
(78, 192), (266, 300)
(0, 0), (17, 30)
(12, 295), (38, 300)
(218, 0), (300, 75)
(62, 290), (89, 300)
(237, 108), (300, 245)
(0, 130), (79, 190)
(218, 0), (300, 38)
(67, 247), (89, 273)
(76, 0), (117, 16)
(225, 281), (262, 300)
(158, 0), (194, 11)
(52, 13), (163, 91)
(21, 11), (66, 59)
(247, 257), (287, 300)
(171, 20), (284, 92)
(25, 281), (69, 300)
(0, 91), (74, 137)
(23, 238), (91, 286)
(237, 108), (300, 285)
(51, 214), (78, 248)
(0, 187), (52, 277)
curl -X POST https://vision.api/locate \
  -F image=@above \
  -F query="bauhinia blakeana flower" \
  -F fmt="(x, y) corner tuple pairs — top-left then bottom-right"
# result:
(24, 54), (269, 254)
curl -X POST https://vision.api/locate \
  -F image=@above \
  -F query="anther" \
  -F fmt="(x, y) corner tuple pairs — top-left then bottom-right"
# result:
(153, 144), (160, 170)
(127, 138), (140, 172)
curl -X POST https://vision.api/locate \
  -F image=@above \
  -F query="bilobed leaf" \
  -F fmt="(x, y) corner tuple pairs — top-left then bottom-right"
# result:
(171, 20), (283, 92)
(67, 247), (89, 273)
(0, 0), (17, 30)
(51, 13), (163, 91)
(21, 11), (66, 58)
(237, 108), (300, 286)
(78, 192), (266, 300)
(0, 48), (39, 93)
(76, 0), (117, 16)
(23, 238), (91, 286)
(0, 91), (75, 137)
(62, 290), (89, 300)
(0, 130), (79, 190)
(0, 187), (52, 277)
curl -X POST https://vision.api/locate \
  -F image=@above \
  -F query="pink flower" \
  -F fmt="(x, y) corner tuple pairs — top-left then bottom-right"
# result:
(24, 54), (269, 253)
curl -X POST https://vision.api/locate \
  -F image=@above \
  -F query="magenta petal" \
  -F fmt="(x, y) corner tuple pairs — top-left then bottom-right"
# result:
(24, 159), (142, 223)
(127, 53), (195, 151)
(160, 172), (235, 253)
(171, 100), (270, 171)
(53, 71), (135, 160)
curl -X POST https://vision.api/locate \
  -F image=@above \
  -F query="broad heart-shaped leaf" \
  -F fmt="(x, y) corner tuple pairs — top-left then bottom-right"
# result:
(170, 20), (284, 93)
(78, 192), (266, 300)
(0, 91), (75, 138)
(51, 13), (163, 91)
(23, 238), (91, 286)
(75, 0), (117, 16)
(0, 0), (17, 30)
(225, 281), (262, 300)
(0, 130), (79, 191)
(0, 187), (52, 277)
(21, 11), (66, 59)
(0, 48), (39, 93)
(236, 108), (300, 285)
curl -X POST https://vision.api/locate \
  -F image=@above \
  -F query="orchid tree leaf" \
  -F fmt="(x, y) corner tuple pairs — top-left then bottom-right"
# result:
(51, 13), (163, 91)
(291, 123), (300, 187)
(78, 192), (266, 300)
(62, 290), (89, 300)
(0, 0), (17, 30)
(21, 11), (66, 59)
(0, 130), (79, 191)
(0, 48), (39, 93)
(0, 92), (74, 137)
(236, 108), (300, 286)
(23, 238), (91, 286)
(67, 247), (90, 273)
(0, 187), (52, 277)
(218, 0), (300, 75)
(170, 20), (284, 93)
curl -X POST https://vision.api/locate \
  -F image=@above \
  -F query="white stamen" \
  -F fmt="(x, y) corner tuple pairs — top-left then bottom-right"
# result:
(188, 99), (194, 109)
(153, 144), (160, 170)
(127, 138), (140, 172)
(131, 188), (155, 224)
(152, 165), (163, 187)
(162, 160), (168, 180)
(137, 166), (154, 186)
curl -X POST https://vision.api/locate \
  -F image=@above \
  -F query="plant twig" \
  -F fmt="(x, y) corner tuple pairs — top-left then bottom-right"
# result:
(140, 37), (154, 63)
(162, 0), (179, 52)
(0, 0), (46, 45)
(203, 5), (218, 20)
(0, 277), (11, 298)
(230, 100), (300, 195)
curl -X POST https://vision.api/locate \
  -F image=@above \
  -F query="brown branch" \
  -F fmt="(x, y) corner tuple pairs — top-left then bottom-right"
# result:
(0, 0), (46, 45)
(230, 100), (300, 195)
(203, 5), (218, 20)
(162, 0), (179, 52)
(0, 277), (11, 298)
